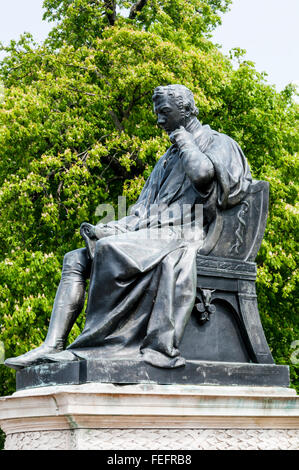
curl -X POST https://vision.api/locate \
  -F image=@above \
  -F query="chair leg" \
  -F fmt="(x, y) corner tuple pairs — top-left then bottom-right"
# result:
(237, 280), (274, 364)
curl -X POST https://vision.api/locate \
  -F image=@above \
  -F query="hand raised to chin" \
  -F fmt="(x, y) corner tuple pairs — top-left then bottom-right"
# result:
(169, 126), (194, 149)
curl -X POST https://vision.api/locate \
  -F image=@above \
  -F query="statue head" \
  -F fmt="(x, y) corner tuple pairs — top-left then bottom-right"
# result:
(152, 84), (199, 134)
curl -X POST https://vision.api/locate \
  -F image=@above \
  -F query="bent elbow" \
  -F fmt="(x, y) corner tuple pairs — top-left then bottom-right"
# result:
(191, 162), (215, 189)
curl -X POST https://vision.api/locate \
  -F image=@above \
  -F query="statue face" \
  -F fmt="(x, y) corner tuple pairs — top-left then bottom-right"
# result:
(153, 95), (186, 134)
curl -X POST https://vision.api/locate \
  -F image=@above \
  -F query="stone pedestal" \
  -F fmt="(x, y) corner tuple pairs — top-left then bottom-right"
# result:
(1, 383), (299, 450)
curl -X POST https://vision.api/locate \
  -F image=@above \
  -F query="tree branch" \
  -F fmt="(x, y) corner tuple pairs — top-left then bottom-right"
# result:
(108, 109), (124, 133)
(123, 89), (151, 120)
(129, 0), (149, 19)
(69, 85), (96, 96)
(64, 63), (113, 88)
(104, 0), (116, 25)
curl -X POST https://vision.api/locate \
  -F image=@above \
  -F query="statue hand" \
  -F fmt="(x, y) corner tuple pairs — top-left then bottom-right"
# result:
(94, 223), (118, 239)
(169, 126), (194, 148)
(80, 222), (97, 240)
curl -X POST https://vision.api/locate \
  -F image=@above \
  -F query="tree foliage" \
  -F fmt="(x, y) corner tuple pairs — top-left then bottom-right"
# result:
(0, 0), (298, 398)
(42, 0), (232, 47)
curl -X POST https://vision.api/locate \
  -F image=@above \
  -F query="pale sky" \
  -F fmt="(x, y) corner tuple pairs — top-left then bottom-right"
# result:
(0, 0), (298, 93)
(212, 0), (299, 93)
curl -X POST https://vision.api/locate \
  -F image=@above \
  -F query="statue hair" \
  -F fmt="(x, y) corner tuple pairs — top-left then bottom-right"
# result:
(152, 84), (199, 117)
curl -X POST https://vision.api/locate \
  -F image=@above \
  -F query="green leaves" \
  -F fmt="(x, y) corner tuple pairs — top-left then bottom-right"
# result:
(42, 0), (232, 48)
(0, 0), (298, 398)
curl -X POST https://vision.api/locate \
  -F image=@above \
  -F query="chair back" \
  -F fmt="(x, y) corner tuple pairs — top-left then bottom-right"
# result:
(199, 180), (269, 262)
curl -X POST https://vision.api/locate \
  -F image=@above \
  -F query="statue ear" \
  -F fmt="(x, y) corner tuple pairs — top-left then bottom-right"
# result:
(185, 104), (191, 118)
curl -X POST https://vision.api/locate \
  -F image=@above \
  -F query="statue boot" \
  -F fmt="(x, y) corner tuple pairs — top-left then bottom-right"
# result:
(4, 249), (88, 370)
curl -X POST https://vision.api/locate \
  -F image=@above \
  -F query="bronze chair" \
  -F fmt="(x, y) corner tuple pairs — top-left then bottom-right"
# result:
(180, 180), (274, 365)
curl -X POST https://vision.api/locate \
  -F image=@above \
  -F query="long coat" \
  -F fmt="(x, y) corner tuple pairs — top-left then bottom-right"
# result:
(67, 124), (252, 368)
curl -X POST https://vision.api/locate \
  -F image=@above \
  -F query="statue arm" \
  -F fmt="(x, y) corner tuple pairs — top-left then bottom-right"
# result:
(81, 210), (143, 245)
(170, 127), (214, 191)
(180, 145), (215, 190)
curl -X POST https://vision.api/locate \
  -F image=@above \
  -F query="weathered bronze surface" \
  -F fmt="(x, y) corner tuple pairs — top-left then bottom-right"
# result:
(6, 84), (283, 387)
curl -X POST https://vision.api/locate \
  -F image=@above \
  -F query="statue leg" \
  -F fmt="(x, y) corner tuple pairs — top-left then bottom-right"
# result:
(4, 248), (91, 370)
(45, 248), (91, 349)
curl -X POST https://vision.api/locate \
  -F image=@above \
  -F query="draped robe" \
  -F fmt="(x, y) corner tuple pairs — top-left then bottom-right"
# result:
(67, 124), (252, 368)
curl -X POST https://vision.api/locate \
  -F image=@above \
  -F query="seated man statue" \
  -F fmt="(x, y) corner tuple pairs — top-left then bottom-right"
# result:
(5, 84), (252, 371)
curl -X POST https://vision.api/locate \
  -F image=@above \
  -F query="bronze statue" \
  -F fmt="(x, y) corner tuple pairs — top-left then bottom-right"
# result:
(5, 84), (261, 372)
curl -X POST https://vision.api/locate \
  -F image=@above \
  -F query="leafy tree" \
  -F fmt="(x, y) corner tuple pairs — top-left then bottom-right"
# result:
(42, 0), (232, 48)
(0, 0), (298, 402)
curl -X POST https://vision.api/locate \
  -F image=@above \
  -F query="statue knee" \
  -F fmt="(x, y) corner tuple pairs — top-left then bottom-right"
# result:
(63, 249), (81, 266)
(62, 248), (90, 277)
